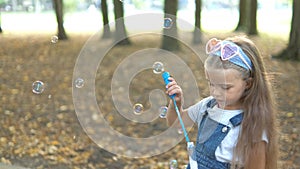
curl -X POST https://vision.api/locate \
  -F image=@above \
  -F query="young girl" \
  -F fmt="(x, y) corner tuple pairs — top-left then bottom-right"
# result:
(165, 36), (278, 169)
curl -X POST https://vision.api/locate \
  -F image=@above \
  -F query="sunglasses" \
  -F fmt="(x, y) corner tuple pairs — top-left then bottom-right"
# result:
(205, 38), (252, 70)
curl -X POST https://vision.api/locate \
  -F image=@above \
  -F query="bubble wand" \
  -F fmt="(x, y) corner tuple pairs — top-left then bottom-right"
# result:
(162, 71), (198, 169)
(162, 71), (190, 142)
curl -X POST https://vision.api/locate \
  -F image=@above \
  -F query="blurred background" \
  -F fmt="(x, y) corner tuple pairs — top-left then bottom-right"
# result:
(0, 0), (299, 169)
(0, 0), (292, 34)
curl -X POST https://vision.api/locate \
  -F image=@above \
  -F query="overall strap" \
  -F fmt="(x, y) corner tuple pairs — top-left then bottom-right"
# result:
(196, 98), (218, 143)
(206, 98), (217, 109)
(229, 113), (244, 127)
(199, 98), (217, 126)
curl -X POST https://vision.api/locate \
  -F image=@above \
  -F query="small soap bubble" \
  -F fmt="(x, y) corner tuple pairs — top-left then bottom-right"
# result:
(51, 36), (58, 43)
(177, 128), (183, 135)
(152, 61), (164, 74)
(169, 159), (178, 169)
(32, 81), (45, 94)
(75, 78), (84, 88)
(133, 103), (144, 115)
(73, 135), (79, 143)
(164, 18), (173, 29)
(159, 106), (168, 118)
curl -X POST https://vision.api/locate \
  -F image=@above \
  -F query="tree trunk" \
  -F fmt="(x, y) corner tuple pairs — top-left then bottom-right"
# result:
(101, 0), (111, 39)
(11, 0), (17, 11)
(0, 12), (2, 33)
(248, 0), (258, 35)
(235, 0), (247, 31)
(113, 0), (130, 45)
(193, 0), (202, 44)
(53, 0), (67, 40)
(35, 0), (42, 13)
(161, 0), (179, 51)
(273, 0), (300, 60)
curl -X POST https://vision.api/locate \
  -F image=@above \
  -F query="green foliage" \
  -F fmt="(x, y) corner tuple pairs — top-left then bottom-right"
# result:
(0, 0), (7, 5)
(64, 0), (79, 12)
(131, 0), (146, 9)
(277, 0), (293, 6)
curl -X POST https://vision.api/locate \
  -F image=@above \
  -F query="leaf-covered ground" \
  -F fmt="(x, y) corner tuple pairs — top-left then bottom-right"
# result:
(0, 31), (299, 169)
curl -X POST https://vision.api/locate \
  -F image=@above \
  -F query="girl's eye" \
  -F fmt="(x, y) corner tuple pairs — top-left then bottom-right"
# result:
(221, 85), (231, 90)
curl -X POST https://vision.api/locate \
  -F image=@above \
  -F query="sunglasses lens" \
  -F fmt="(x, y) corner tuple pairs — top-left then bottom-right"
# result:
(206, 39), (221, 54)
(221, 44), (238, 60)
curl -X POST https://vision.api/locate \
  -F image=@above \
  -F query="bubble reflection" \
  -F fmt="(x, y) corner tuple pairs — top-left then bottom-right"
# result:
(152, 61), (164, 74)
(75, 78), (84, 88)
(51, 36), (58, 43)
(133, 103), (144, 115)
(32, 81), (45, 94)
(170, 159), (178, 169)
(159, 106), (168, 118)
(164, 18), (173, 29)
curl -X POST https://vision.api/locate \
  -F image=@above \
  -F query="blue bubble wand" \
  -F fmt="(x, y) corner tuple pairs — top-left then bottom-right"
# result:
(162, 71), (190, 143)
(162, 71), (198, 169)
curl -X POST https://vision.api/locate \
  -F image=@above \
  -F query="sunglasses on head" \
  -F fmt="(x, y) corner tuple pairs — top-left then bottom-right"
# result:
(205, 38), (252, 70)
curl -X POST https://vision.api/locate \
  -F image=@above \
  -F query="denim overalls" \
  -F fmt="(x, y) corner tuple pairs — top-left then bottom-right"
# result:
(187, 99), (244, 169)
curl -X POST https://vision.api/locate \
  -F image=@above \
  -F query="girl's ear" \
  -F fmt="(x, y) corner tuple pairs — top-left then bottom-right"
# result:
(245, 77), (253, 90)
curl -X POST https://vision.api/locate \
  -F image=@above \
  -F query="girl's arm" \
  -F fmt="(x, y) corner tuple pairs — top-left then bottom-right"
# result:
(245, 141), (266, 169)
(165, 77), (194, 127)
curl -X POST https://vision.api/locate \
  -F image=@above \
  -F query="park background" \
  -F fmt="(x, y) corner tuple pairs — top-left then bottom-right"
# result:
(0, 0), (299, 169)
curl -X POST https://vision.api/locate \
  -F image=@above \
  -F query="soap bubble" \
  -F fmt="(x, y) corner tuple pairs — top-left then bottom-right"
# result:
(51, 36), (58, 43)
(75, 78), (84, 88)
(169, 159), (178, 169)
(159, 106), (168, 118)
(133, 103), (144, 115)
(152, 61), (164, 74)
(177, 128), (183, 135)
(164, 18), (173, 29)
(32, 81), (45, 94)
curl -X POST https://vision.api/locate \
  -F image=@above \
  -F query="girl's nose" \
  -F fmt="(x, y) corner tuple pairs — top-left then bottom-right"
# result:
(210, 86), (221, 97)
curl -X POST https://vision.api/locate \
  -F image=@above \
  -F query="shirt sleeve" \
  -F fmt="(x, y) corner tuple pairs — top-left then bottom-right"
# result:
(187, 96), (213, 124)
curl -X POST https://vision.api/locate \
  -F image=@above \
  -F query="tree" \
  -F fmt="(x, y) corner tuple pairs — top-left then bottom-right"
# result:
(0, 12), (2, 33)
(113, 0), (130, 45)
(235, 0), (258, 35)
(248, 0), (258, 35)
(101, 0), (111, 39)
(235, 0), (247, 31)
(193, 0), (202, 44)
(274, 0), (300, 60)
(53, 0), (67, 40)
(161, 0), (179, 51)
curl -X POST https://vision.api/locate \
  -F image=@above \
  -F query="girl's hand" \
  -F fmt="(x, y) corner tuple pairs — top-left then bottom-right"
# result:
(165, 77), (193, 127)
(165, 77), (184, 106)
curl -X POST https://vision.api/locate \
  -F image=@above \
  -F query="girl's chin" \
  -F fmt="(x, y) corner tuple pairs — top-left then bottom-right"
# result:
(216, 101), (226, 108)
(217, 101), (242, 110)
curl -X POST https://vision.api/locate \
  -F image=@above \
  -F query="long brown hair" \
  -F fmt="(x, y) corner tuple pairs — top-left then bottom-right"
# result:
(205, 36), (278, 169)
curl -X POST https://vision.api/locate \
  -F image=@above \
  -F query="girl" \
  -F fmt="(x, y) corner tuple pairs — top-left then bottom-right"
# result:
(165, 36), (278, 169)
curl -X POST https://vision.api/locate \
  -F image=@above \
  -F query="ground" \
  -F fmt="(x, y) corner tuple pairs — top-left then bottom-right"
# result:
(0, 31), (299, 169)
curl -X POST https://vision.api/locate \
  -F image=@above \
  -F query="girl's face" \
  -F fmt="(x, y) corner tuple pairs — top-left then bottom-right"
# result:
(205, 68), (248, 110)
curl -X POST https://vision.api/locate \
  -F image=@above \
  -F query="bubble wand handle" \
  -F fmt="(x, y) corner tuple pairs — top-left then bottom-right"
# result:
(162, 72), (190, 143)
(172, 98), (190, 142)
